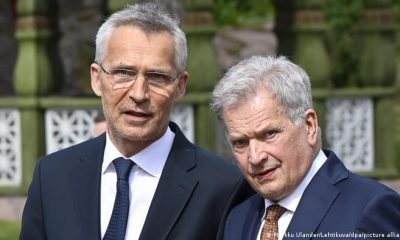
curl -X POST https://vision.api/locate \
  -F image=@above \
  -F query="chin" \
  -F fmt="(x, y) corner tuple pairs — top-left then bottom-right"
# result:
(124, 132), (154, 141)
(259, 185), (284, 200)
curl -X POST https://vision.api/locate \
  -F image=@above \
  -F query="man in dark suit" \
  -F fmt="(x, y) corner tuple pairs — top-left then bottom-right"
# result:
(19, 3), (250, 240)
(210, 55), (400, 240)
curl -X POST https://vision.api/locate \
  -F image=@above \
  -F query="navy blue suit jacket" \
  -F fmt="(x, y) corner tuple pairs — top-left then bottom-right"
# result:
(224, 150), (400, 240)
(20, 122), (252, 240)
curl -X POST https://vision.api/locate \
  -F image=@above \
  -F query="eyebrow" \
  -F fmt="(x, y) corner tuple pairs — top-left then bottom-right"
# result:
(107, 63), (136, 70)
(146, 68), (175, 74)
(110, 64), (173, 74)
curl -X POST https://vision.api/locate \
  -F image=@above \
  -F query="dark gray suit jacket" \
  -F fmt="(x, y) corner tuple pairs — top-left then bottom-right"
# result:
(20, 122), (252, 240)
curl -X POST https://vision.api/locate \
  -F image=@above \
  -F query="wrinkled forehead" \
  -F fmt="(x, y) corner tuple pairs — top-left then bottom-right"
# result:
(223, 87), (286, 124)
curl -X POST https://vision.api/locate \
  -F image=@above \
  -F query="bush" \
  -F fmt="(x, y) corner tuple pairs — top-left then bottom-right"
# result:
(214, 0), (274, 26)
(0, 220), (20, 240)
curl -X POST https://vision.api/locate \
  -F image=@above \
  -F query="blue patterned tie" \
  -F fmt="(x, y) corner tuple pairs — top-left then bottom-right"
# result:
(103, 158), (134, 240)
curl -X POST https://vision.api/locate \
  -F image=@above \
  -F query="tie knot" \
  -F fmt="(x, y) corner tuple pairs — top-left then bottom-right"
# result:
(265, 204), (286, 221)
(113, 157), (134, 180)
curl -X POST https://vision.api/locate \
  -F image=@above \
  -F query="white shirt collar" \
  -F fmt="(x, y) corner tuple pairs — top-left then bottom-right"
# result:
(264, 149), (327, 213)
(102, 127), (175, 178)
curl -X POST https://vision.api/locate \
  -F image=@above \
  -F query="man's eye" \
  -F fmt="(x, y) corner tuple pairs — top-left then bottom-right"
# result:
(265, 130), (278, 139)
(146, 72), (171, 82)
(111, 69), (136, 77)
(231, 139), (248, 148)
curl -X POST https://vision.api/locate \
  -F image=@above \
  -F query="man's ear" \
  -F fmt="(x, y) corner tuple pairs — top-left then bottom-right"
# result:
(174, 71), (188, 100)
(304, 109), (318, 146)
(90, 63), (102, 97)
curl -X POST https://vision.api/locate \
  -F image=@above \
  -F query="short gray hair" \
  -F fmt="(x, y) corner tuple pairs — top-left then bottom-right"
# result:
(211, 55), (313, 126)
(94, 3), (187, 73)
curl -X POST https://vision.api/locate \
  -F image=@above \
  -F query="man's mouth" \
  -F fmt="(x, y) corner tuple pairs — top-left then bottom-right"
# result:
(123, 110), (153, 122)
(253, 166), (279, 182)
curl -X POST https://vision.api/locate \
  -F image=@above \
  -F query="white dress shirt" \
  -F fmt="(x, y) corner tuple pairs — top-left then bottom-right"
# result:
(257, 150), (327, 240)
(100, 127), (175, 240)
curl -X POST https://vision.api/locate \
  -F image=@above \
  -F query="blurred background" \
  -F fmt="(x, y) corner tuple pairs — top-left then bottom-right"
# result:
(1, 0), (400, 238)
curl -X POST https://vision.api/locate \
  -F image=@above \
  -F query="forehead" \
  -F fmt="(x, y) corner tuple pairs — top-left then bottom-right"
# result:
(223, 88), (288, 134)
(105, 25), (175, 59)
(110, 25), (173, 45)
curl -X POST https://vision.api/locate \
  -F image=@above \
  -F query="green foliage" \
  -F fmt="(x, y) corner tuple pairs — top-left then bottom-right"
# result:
(214, 0), (274, 27)
(393, 1), (400, 22)
(0, 221), (20, 240)
(324, 0), (363, 87)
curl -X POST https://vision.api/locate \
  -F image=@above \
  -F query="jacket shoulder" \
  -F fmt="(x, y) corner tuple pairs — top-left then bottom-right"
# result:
(37, 135), (105, 171)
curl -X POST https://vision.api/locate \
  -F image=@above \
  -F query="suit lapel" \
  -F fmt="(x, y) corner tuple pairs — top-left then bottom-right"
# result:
(139, 123), (198, 240)
(69, 135), (105, 240)
(246, 195), (264, 240)
(284, 150), (348, 240)
(284, 178), (339, 240)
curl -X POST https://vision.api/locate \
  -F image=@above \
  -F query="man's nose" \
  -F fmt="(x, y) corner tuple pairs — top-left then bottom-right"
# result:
(128, 75), (149, 103)
(248, 139), (268, 164)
